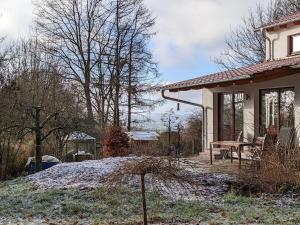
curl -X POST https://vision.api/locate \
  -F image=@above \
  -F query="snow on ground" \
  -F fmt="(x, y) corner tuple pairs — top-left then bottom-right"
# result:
(26, 157), (236, 201)
(26, 157), (135, 189)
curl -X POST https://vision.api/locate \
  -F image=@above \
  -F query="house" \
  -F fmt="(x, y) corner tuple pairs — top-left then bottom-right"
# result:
(162, 11), (300, 150)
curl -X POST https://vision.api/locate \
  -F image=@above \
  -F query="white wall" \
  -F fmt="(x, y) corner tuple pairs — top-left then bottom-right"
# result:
(202, 88), (214, 149)
(266, 25), (300, 60)
(202, 73), (300, 148)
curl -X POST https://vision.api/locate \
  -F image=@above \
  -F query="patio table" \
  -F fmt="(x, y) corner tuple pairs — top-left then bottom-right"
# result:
(210, 141), (255, 169)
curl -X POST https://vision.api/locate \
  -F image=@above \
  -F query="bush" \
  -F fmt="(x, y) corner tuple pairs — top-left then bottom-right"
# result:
(103, 126), (130, 157)
(239, 143), (300, 194)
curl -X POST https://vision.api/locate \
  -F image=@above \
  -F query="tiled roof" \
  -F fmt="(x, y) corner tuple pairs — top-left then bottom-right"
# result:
(260, 11), (300, 29)
(163, 56), (300, 91)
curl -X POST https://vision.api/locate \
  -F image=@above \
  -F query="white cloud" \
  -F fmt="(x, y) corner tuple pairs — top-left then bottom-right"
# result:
(0, 0), (272, 127)
(145, 0), (270, 66)
(0, 0), (33, 40)
(0, 0), (269, 60)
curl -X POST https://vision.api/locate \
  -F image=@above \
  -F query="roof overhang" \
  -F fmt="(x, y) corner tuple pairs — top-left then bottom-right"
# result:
(163, 66), (300, 93)
(258, 11), (300, 31)
(163, 75), (251, 92)
(263, 20), (300, 32)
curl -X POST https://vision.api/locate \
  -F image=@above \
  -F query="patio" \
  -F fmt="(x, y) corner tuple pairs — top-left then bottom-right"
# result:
(188, 150), (244, 176)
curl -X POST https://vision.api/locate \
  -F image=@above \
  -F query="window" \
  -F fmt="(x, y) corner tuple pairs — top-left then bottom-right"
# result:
(260, 88), (295, 136)
(288, 34), (300, 55)
(219, 92), (244, 141)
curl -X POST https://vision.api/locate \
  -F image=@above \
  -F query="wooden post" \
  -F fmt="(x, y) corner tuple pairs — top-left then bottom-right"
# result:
(210, 143), (213, 165)
(238, 145), (242, 169)
(230, 146), (233, 163)
(34, 106), (42, 172)
(141, 174), (147, 225)
(65, 142), (68, 161)
(192, 139), (195, 155)
(76, 137), (79, 162)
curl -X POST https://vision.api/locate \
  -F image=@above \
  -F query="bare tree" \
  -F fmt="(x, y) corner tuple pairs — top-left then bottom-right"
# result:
(121, 0), (159, 130)
(35, 0), (109, 122)
(0, 38), (82, 173)
(104, 157), (198, 225)
(161, 109), (180, 155)
(35, 0), (159, 130)
(215, 0), (300, 69)
(276, 0), (300, 15)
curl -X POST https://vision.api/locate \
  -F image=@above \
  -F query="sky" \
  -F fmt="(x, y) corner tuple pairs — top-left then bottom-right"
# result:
(0, 0), (270, 130)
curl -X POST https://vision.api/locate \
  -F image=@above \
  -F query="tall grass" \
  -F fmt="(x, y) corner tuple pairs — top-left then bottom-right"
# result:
(240, 126), (300, 194)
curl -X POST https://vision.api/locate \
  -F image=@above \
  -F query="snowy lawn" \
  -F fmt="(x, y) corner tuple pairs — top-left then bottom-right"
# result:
(0, 157), (299, 224)
(25, 157), (236, 201)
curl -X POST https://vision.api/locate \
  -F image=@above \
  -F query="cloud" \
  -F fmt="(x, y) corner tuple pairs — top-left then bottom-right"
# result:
(0, 0), (271, 127)
(0, 0), (33, 40)
(145, 0), (269, 66)
(0, 0), (269, 60)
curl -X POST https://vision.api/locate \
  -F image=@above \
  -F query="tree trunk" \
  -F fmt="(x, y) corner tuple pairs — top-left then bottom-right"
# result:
(127, 89), (131, 131)
(114, 74), (120, 126)
(113, 0), (121, 126)
(83, 81), (94, 122)
(4, 139), (11, 179)
(35, 137), (42, 172)
(0, 140), (5, 179)
(127, 40), (133, 131)
(35, 107), (42, 172)
(141, 174), (148, 225)
(168, 116), (171, 155)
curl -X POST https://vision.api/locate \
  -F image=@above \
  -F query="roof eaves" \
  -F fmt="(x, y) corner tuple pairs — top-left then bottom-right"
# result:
(259, 16), (300, 30)
(163, 74), (252, 91)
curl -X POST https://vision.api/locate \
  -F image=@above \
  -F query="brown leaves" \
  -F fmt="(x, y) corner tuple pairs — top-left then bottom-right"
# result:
(103, 156), (200, 193)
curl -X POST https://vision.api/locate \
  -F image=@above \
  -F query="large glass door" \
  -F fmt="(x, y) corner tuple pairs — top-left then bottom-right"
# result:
(219, 93), (244, 141)
(260, 88), (295, 136)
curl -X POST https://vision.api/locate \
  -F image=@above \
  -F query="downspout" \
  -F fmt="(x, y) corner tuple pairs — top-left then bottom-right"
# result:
(271, 33), (280, 61)
(161, 89), (206, 152)
(259, 28), (272, 61)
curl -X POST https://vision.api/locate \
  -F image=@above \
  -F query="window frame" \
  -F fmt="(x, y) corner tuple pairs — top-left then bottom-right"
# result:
(259, 87), (295, 136)
(218, 92), (244, 141)
(288, 33), (300, 56)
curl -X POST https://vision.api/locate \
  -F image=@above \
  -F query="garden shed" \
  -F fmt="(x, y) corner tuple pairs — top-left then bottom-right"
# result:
(65, 131), (97, 161)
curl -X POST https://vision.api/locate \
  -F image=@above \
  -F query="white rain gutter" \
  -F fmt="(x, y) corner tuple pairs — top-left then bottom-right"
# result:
(161, 89), (206, 151)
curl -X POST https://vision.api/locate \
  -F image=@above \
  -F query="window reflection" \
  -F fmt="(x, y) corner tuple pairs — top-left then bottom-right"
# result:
(219, 92), (244, 141)
(260, 88), (295, 136)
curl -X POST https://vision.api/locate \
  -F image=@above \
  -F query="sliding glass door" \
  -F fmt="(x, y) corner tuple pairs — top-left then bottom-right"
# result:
(219, 93), (244, 141)
(260, 88), (295, 136)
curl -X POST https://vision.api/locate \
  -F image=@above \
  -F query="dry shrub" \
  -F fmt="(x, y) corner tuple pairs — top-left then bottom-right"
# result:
(103, 126), (130, 157)
(239, 144), (300, 194)
(130, 141), (167, 156)
(103, 156), (199, 225)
